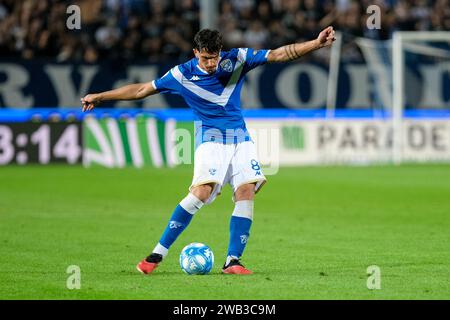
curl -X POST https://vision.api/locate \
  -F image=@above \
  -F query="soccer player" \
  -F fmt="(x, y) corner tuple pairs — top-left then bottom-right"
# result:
(81, 26), (335, 275)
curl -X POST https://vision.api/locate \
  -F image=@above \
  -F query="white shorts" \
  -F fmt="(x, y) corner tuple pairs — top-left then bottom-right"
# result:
(189, 141), (267, 204)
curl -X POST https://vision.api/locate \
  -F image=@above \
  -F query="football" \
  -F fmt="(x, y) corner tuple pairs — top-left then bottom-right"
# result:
(179, 242), (214, 275)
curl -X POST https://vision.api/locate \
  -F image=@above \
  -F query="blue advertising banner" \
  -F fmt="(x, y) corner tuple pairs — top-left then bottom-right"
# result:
(0, 59), (448, 109)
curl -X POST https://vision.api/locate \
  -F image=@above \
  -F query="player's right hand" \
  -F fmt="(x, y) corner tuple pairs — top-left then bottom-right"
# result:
(81, 94), (101, 112)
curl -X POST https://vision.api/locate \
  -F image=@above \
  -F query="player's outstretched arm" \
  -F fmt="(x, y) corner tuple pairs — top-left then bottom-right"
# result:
(81, 82), (158, 112)
(267, 26), (336, 63)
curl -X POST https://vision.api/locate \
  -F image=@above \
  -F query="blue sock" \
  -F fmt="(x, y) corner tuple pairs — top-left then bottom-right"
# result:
(158, 204), (194, 249)
(227, 215), (252, 259)
(153, 194), (203, 257)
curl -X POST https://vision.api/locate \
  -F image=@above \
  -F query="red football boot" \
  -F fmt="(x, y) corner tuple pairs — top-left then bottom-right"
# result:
(136, 253), (163, 275)
(222, 259), (253, 275)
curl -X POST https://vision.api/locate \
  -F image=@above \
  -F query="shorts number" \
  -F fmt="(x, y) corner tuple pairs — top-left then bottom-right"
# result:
(251, 159), (261, 176)
(251, 159), (260, 171)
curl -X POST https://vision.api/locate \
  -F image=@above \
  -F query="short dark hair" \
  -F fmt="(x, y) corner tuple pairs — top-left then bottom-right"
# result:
(193, 29), (223, 53)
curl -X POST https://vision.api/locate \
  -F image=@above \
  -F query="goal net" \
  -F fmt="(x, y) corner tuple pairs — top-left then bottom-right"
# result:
(328, 31), (450, 164)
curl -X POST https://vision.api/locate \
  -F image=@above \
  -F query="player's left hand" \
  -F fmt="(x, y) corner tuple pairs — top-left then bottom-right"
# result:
(317, 26), (336, 47)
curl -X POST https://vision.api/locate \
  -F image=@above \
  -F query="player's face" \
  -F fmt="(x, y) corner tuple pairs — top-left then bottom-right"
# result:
(194, 49), (221, 74)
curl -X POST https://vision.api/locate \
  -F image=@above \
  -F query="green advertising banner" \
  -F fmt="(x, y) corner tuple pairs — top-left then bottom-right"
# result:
(83, 115), (194, 168)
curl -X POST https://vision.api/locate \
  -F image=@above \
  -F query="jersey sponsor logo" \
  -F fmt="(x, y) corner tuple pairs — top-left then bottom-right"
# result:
(220, 59), (233, 72)
(169, 221), (183, 229)
(189, 75), (200, 81)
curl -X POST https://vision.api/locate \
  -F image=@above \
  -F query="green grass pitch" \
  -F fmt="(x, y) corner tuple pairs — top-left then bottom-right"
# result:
(1, 164), (449, 299)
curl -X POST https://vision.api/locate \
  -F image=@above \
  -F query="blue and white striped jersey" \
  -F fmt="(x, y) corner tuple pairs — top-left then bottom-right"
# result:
(152, 48), (270, 145)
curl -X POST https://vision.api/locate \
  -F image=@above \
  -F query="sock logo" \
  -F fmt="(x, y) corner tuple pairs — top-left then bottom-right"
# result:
(240, 235), (248, 244)
(169, 221), (183, 229)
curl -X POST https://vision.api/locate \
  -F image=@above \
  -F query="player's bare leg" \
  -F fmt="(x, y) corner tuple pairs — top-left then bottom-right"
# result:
(234, 183), (256, 201)
(222, 183), (256, 275)
(191, 183), (214, 202)
(136, 183), (214, 275)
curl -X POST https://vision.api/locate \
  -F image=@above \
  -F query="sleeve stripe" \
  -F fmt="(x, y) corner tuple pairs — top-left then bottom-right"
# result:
(238, 48), (248, 63)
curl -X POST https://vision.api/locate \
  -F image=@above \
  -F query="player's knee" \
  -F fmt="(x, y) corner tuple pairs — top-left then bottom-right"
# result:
(191, 183), (214, 202)
(234, 183), (256, 201)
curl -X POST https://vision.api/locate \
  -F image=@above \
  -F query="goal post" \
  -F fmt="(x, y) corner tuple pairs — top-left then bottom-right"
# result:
(326, 31), (343, 119)
(392, 31), (450, 164)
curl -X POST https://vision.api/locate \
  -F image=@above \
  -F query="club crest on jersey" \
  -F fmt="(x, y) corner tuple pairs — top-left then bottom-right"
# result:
(220, 59), (232, 72)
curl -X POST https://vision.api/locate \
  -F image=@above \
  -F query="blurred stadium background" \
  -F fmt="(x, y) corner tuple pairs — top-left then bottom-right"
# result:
(0, 0), (449, 166)
(0, 0), (449, 300)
